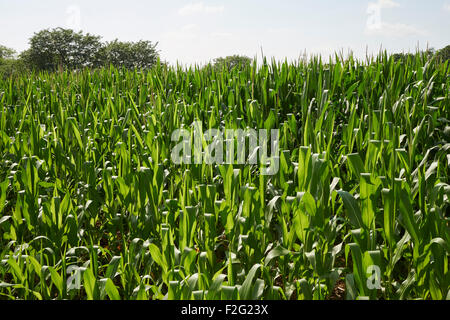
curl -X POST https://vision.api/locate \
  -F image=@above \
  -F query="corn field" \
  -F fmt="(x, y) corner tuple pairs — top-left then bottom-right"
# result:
(0, 53), (449, 300)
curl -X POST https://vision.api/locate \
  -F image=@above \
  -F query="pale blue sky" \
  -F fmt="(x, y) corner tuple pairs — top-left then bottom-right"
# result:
(0, 0), (449, 65)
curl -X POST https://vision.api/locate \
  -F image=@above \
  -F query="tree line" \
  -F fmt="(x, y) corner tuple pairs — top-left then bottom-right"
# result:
(1, 27), (449, 78)
(392, 46), (450, 63)
(0, 28), (159, 76)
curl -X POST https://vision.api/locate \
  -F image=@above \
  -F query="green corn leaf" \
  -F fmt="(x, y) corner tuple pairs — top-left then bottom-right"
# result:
(239, 264), (261, 300)
(338, 191), (363, 229)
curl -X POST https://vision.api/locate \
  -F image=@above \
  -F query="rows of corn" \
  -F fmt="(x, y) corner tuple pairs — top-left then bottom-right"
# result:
(0, 53), (449, 300)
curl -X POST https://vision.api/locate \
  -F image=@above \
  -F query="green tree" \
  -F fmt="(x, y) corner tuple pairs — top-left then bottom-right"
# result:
(392, 49), (435, 62)
(0, 45), (26, 78)
(213, 55), (252, 71)
(102, 40), (159, 69)
(26, 28), (103, 71)
(0, 45), (16, 60)
(436, 45), (450, 63)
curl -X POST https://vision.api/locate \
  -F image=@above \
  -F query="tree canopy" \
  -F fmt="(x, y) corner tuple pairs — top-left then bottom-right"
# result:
(0, 45), (25, 78)
(436, 45), (450, 63)
(24, 28), (103, 71)
(102, 40), (159, 70)
(0, 45), (16, 61)
(213, 55), (252, 71)
(19, 28), (159, 72)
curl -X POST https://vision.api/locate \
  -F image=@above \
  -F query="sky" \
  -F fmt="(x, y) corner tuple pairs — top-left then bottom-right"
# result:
(0, 0), (449, 65)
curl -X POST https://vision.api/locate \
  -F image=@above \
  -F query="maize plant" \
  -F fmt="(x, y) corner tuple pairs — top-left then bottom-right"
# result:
(0, 53), (449, 300)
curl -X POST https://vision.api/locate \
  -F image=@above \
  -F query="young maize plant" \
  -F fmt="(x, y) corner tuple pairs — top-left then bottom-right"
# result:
(0, 53), (449, 300)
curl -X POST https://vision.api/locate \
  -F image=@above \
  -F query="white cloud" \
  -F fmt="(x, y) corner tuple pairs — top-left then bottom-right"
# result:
(376, 0), (400, 9)
(267, 27), (296, 34)
(178, 2), (225, 16)
(210, 32), (232, 37)
(162, 24), (199, 41)
(181, 24), (197, 32)
(444, 3), (450, 12)
(365, 22), (427, 37)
